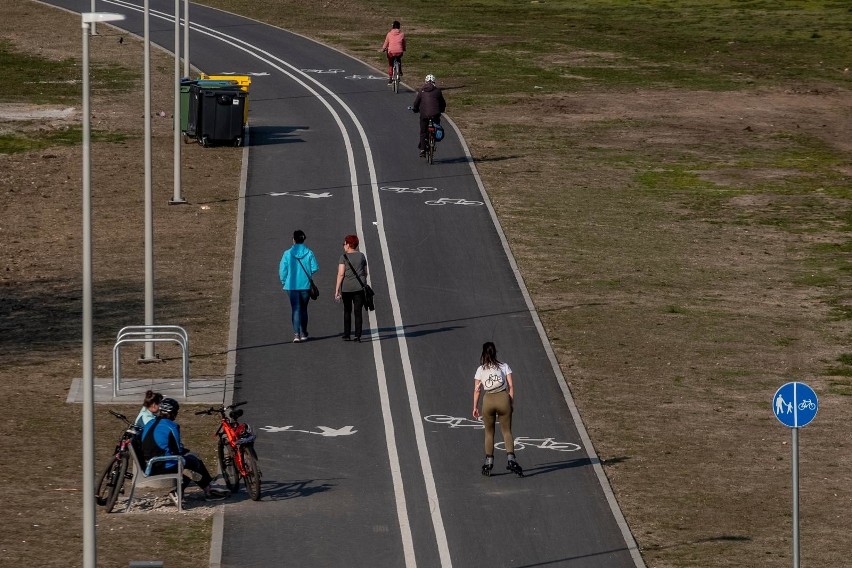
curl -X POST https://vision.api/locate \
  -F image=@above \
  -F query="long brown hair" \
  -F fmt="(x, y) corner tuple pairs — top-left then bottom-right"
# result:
(480, 342), (501, 368)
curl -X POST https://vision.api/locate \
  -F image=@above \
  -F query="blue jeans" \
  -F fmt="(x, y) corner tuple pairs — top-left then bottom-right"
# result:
(287, 289), (311, 335)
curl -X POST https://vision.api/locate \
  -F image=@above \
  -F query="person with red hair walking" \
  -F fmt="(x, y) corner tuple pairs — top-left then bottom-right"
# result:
(335, 234), (369, 342)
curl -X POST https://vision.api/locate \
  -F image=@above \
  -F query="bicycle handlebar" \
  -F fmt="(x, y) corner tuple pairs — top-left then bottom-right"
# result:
(194, 401), (248, 415)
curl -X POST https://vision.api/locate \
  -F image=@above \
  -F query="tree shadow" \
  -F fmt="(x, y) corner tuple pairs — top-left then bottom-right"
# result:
(435, 154), (522, 165)
(247, 124), (309, 146)
(520, 457), (594, 478)
(0, 277), (226, 364)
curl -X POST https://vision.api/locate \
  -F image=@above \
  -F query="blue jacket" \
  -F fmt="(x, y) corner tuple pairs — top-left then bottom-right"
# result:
(141, 416), (184, 470)
(279, 244), (318, 291)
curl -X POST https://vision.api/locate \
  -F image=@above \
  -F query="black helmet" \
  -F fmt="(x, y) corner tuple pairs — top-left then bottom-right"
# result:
(159, 397), (180, 417)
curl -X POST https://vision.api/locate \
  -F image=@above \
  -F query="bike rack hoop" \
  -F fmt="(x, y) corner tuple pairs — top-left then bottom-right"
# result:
(113, 325), (190, 398)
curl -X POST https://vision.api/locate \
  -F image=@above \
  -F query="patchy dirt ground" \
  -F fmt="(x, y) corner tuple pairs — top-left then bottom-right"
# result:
(1, 3), (238, 566)
(3, 1), (851, 567)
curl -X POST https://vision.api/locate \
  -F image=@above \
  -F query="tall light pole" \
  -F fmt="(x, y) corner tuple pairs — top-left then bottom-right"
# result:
(170, 0), (186, 205)
(183, 0), (190, 77)
(142, 0), (158, 361)
(89, 1), (97, 35)
(81, 14), (125, 568)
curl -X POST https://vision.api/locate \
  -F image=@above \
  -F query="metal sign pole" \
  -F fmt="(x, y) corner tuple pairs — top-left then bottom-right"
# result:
(792, 426), (799, 568)
(773, 381), (816, 568)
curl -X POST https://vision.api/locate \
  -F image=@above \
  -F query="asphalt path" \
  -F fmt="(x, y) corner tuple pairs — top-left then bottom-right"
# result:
(46, 1), (645, 566)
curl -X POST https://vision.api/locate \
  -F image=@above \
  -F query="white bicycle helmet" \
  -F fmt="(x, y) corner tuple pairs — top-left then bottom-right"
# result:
(425, 74), (436, 84)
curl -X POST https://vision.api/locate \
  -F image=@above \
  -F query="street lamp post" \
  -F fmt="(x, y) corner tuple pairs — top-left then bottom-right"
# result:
(142, 0), (157, 361)
(170, 0), (186, 205)
(81, 13), (126, 568)
(183, 0), (190, 77)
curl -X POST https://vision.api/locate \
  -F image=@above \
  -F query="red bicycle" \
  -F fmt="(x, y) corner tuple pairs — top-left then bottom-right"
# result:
(96, 410), (140, 512)
(195, 401), (262, 501)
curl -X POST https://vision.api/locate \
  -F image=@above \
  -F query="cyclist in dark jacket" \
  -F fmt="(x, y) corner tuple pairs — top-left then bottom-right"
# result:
(411, 74), (446, 157)
(141, 398), (229, 501)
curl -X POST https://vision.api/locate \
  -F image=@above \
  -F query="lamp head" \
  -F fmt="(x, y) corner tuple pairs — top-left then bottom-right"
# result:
(82, 12), (126, 24)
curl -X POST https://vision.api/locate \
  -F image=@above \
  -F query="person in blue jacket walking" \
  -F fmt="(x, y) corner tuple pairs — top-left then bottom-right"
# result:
(279, 229), (319, 342)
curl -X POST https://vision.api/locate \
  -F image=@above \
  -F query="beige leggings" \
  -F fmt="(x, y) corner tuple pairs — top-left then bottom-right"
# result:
(482, 390), (513, 454)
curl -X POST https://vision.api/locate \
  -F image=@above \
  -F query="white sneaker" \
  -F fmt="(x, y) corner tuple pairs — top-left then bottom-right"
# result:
(293, 334), (301, 343)
(168, 490), (180, 507)
(300, 334), (309, 342)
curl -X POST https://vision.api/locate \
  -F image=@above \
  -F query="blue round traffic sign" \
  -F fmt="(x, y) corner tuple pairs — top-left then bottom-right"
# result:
(773, 382), (818, 428)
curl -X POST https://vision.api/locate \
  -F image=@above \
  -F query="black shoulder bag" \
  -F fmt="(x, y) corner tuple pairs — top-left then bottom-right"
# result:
(344, 253), (375, 311)
(296, 257), (319, 300)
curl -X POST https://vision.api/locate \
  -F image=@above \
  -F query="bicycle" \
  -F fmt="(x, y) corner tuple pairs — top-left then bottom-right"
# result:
(798, 399), (816, 411)
(195, 401), (262, 501)
(96, 410), (141, 513)
(408, 106), (441, 164)
(391, 56), (402, 93)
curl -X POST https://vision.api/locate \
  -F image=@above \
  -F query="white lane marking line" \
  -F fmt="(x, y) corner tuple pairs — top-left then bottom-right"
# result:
(101, 2), (418, 565)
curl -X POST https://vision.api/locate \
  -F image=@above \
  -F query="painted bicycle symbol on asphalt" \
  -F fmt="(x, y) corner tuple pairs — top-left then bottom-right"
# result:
(424, 415), (485, 428)
(495, 437), (581, 453)
(423, 415), (581, 453)
(300, 69), (346, 74)
(381, 186), (439, 194)
(425, 198), (483, 207)
(345, 74), (388, 81)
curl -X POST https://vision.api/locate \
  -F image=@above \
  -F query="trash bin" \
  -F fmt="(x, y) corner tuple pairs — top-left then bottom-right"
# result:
(199, 74), (251, 125)
(197, 86), (246, 147)
(185, 82), (203, 141)
(179, 78), (196, 136)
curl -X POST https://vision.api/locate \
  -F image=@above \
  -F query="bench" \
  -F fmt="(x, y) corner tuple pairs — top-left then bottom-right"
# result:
(125, 442), (185, 512)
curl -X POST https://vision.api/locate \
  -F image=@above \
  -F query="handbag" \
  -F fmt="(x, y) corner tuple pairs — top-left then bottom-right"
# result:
(344, 253), (375, 311)
(296, 257), (319, 300)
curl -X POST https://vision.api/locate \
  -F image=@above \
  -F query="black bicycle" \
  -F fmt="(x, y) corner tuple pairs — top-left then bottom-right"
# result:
(408, 106), (442, 165)
(96, 410), (141, 512)
(424, 117), (441, 164)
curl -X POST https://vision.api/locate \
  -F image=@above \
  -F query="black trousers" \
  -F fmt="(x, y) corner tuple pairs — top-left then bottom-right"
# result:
(342, 290), (365, 338)
(150, 453), (212, 490)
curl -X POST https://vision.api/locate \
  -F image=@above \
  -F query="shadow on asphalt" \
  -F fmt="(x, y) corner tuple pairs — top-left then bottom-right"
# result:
(252, 478), (336, 501)
(520, 457), (595, 478)
(248, 124), (309, 146)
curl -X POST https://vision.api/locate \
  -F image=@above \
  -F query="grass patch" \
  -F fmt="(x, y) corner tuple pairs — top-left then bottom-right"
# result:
(828, 380), (852, 396)
(0, 127), (129, 154)
(0, 39), (136, 104)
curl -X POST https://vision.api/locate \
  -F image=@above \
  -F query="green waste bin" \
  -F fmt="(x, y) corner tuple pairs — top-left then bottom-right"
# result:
(179, 78), (195, 134)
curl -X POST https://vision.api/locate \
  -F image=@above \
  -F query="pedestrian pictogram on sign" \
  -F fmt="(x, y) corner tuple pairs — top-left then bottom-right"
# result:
(773, 382), (818, 428)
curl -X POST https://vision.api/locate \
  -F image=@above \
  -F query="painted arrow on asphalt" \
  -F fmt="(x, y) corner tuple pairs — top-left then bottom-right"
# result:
(259, 425), (358, 437)
(268, 191), (333, 198)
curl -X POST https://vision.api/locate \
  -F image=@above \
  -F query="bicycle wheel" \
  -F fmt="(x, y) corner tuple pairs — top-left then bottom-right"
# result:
(217, 437), (240, 493)
(392, 61), (400, 93)
(98, 454), (129, 513)
(427, 134), (435, 165)
(95, 460), (116, 507)
(241, 446), (262, 501)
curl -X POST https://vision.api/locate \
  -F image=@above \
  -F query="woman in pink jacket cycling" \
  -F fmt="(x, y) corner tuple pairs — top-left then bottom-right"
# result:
(380, 21), (406, 84)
